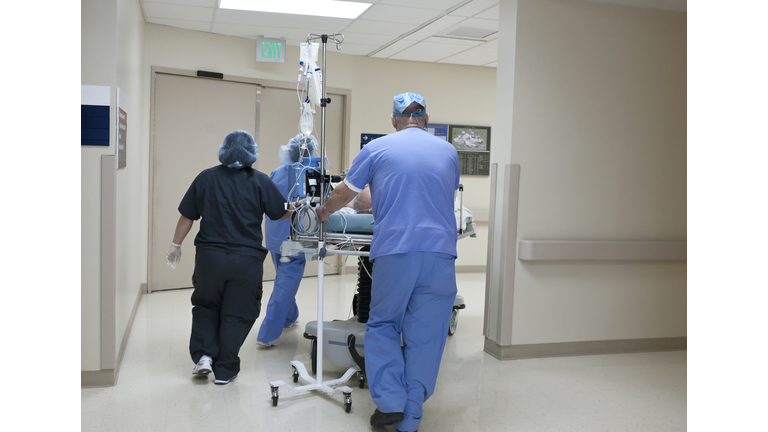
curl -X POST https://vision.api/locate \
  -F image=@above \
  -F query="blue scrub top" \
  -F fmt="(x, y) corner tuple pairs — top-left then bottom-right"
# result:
(345, 127), (460, 260)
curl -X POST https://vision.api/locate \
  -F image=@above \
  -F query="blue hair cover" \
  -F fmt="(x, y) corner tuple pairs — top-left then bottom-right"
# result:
(392, 92), (426, 117)
(279, 134), (318, 165)
(218, 130), (259, 168)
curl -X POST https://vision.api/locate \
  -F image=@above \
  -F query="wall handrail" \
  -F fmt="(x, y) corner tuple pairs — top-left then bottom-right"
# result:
(518, 240), (686, 261)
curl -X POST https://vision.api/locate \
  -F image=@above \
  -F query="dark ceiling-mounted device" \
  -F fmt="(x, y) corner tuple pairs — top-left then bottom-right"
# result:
(196, 70), (223, 79)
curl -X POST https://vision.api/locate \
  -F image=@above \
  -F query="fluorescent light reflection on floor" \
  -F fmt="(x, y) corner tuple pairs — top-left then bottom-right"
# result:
(219, 0), (372, 19)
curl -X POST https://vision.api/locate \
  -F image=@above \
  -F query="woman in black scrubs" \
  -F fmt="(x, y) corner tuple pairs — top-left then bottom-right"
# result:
(165, 130), (290, 384)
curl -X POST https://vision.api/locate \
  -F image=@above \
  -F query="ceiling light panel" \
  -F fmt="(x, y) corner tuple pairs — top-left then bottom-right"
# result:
(219, 0), (372, 19)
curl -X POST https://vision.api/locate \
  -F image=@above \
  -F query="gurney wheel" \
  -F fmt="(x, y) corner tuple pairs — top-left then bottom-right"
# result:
(358, 373), (365, 389)
(310, 339), (317, 375)
(448, 309), (459, 336)
(270, 385), (279, 406)
(292, 365), (299, 383)
(344, 392), (352, 413)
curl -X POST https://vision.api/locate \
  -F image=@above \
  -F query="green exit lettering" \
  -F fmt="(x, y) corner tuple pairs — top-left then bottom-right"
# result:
(261, 42), (282, 59)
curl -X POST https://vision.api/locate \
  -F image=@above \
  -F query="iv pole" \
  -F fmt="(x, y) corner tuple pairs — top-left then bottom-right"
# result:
(269, 33), (359, 413)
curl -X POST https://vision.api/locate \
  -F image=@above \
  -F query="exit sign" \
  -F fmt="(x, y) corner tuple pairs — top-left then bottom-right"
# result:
(256, 38), (286, 63)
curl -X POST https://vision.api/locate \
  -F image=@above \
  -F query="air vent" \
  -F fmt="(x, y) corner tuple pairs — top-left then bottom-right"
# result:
(446, 27), (496, 39)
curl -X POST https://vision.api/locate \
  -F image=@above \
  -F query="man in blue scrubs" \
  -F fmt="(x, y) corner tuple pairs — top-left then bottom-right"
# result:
(257, 134), (317, 347)
(316, 93), (459, 432)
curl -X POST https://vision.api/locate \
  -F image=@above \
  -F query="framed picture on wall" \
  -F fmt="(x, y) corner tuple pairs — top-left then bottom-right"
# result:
(448, 125), (491, 176)
(448, 125), (491, 152)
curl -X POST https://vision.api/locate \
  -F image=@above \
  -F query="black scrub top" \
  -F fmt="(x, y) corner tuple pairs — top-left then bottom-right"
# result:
(178, 165), (287, 260)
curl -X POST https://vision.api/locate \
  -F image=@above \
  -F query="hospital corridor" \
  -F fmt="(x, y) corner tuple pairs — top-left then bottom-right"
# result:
(81, 0), (691, 431)
(81, 272), (686, 431)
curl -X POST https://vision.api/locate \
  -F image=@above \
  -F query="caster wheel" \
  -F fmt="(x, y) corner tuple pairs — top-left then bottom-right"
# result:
(272, 396), (278, 406)
(358, 373), (365, 389)
(310, 339), (317, 375)
(292, 366), (299, 383)
(270, 385), (279, 406)
(343, 392), (352, 413)
(448, 309), (459, 336)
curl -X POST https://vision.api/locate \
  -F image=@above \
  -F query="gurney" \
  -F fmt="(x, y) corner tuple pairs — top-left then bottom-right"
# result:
(279, 185), (476, 389)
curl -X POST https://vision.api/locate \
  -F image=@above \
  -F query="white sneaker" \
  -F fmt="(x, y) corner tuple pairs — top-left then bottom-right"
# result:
(284, 320), (299, 328)
(214, 374), (237, 385)
(256, 337), (281, 348)
(192, 355), (212, 376)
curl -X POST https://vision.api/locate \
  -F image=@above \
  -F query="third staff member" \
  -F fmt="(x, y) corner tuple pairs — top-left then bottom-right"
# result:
(316, 93), (459, 432)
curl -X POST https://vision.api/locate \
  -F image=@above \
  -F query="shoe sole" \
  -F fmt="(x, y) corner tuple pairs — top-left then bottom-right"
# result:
(193, 368), (211, 375)
(214, 375), (237, 385)
(371, 415), (405, 426)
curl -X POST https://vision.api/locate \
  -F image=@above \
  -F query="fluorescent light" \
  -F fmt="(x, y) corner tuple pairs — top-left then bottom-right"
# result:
(219, 0), (372, 19)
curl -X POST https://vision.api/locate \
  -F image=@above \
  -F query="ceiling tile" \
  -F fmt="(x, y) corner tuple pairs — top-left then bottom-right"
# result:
(389, 41), (470, 62)
(337, 31), (397, 46)
(457, 17), (498, 30)
(342, 19), (417, 36)
(448, 0), (498, 17)
(378, 0), (462, 8)
(142, 0), (214, 7)
(437, 46), (497, 66)
(148, 18), (211, 32)
(483, 61), (497, 67)
(402, 15), (465, 41)
(371, 39), (418, 58)
(334, 43), (380, 56)
(357, 4), (443, 25)
(474, 4), (499, 20)
(211, 22), (262, 38)
(424, 36), (484, 46)
(482, 39), (498, 48)
(214, 9), (353, 29)
(142, 2), (214, 21)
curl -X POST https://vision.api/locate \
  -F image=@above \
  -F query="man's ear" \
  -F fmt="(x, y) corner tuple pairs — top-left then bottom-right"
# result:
(424, 113), (430, 127)
(391, 114), (397, 130)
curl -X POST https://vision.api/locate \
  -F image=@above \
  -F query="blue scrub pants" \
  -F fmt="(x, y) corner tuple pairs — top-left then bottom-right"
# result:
(256, 252), (306, 344)
(189, 249), (263, 381)
(365, 252), (457, 432)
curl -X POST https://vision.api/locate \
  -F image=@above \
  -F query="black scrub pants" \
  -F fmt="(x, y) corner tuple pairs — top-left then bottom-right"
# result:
(189, 249), (264, 381)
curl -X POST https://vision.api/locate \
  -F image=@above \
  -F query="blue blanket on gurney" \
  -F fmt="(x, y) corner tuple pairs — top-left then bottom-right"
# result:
(325, 213), (374, 234)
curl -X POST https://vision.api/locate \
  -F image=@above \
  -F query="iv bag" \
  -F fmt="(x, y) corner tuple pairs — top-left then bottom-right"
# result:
(308, 61), (323, 108)
(299, 103), (314, 135)
(300, 43), (319, 64)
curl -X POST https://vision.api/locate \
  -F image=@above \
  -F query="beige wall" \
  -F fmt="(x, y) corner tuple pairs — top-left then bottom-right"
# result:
(493, 0), (686, 345)
(81, 0), (146, 373)
(142, 24), (496, 270)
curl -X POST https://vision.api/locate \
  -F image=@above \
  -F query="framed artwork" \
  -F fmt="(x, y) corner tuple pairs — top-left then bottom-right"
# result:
(448, 125), (491, 176)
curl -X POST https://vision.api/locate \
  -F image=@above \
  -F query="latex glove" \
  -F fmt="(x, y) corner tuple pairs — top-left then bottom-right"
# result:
(166, 242), (182, 269)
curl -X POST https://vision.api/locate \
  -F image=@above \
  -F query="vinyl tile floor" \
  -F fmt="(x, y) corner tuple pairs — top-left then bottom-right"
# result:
(81, 272), (686, 431)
